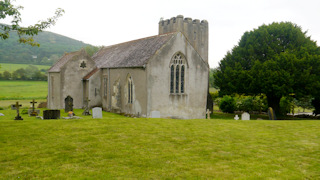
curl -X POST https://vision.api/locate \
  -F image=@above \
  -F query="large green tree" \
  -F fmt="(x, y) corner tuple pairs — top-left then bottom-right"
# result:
(214, 22), (320, 116)
(0, 0), (64, 46)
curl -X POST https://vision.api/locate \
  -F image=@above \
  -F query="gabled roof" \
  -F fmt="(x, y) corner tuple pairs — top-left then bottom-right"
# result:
(92, 32), (177, 68)
(48, 49), (90, 73)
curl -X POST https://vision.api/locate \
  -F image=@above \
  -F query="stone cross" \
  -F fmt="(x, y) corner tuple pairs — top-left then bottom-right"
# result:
(13, 101), (23, 120)
(30, 99), (38, 116)
(206, 109), (211, 119)
(234, 115), (239, 120)
(82, 98), (91, 116)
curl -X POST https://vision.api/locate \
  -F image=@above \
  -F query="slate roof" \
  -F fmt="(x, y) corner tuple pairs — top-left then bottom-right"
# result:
(92, 32), (176, 68)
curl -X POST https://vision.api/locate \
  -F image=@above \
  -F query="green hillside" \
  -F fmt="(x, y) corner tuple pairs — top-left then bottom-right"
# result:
(0, 63), (50, 73)
(0, 30), (89, 65)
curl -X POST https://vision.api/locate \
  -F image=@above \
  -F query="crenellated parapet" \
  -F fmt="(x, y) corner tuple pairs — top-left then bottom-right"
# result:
(159, 15), (209, 63)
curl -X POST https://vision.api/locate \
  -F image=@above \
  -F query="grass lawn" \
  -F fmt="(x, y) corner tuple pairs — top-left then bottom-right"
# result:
(0, 109), (319, 179)
(0, 81), (47, 100)
(0, 63), (50, 73)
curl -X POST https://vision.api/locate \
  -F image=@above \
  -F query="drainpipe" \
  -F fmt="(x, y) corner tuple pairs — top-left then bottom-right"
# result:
(108, 68), (111, 110)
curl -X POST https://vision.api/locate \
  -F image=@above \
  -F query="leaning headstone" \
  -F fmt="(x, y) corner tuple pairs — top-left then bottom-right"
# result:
(13, 101), (23, 120)
(151, 111), (160, 118)
(82, 98), (91, 116)
(234, 115), (239, 120)
(241, 112), (250, 120)
(206, 109), (212, 119)
(43, 110), (60, 119)
(92, 107), (102, 118)
(64, 96), (73, 113)
(268, 107), (277, 120)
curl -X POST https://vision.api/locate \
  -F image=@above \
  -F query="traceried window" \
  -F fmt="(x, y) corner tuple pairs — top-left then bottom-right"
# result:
(170, 53), (187, 94)
(127, 76), (133, 104)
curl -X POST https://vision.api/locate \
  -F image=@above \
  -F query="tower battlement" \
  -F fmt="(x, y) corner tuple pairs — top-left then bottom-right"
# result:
(159, 15), (208, 63)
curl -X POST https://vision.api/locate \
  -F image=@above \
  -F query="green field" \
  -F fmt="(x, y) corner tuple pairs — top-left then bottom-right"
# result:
(0, 63), (50, 73)
(0, 81), (47, 101)
(0, 109), (319, 179)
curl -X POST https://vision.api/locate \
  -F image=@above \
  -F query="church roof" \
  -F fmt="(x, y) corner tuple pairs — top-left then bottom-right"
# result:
(83, 67), (99, 80)
(92, 32), (177, 68)
(48, 49), (89, 73)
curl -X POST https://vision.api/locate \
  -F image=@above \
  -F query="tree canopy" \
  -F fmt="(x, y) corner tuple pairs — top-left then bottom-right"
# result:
(214, 22), (320, 116)
(0, 0), (64, 46)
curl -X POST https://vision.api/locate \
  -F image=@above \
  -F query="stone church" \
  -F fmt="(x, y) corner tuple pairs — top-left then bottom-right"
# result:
(47, 15), (209, 119)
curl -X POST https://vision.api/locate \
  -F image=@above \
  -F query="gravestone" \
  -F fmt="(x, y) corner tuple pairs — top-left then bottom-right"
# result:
(92, 107), (102, 118)
(43, 110), (60, 119)
(13, 101), (23, 120)
(11, 104), (18, 110)
(29, 99), (38, 116)
(206, 109), (211, 119)
(64, 96), (73, 113)
(241, 112), (250, 120)
(82, 98), (91, 116)
(234, 115), (239, 120)
(28, 109), (40, 116)
(0, 113), (4, 116)
(268, 107), (277, 120)
(151, 111), (160, 118)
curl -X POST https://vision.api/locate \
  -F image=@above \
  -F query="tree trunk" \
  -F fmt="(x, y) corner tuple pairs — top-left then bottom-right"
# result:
(267, 95), (281, 118)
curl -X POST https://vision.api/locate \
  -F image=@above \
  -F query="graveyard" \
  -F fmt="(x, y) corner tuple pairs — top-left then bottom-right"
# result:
(0, 104), (320, 178)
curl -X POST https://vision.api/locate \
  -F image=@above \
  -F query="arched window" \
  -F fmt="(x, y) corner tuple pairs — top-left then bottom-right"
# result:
(181, 65), (185, 93)
(170, 53), (187, 94)
(170, 65), (174, 93)
(128, 76), (133, 104)
(175, 66), (179, 93)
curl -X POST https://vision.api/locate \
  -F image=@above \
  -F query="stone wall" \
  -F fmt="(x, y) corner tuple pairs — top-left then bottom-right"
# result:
(147, 32), (208, 119)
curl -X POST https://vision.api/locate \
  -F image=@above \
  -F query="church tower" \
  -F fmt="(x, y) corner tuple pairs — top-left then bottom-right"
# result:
(159, 15), (209, 63)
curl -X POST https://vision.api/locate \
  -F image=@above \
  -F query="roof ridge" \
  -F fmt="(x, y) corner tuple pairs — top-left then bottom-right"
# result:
(98, 32), (177, 51)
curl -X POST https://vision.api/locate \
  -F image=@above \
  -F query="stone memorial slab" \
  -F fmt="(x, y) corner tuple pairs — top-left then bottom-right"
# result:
(0, 113), (4, 116)
(43, 110), (60, 119)
(11, 104), (17, 110)
(28, 109), (40, 116)
(151, 111), (160, 118)
(92, 107), (102, 118)
(64, 96), (73, 113)
(268, 107), (277, 120)
(241, 112), (250, 120)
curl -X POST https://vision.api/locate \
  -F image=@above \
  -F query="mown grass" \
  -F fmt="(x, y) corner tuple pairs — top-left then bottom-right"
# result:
(0, 63), (50, 73)
(0, 81), (47, 100)
(0, 108), (319, 179)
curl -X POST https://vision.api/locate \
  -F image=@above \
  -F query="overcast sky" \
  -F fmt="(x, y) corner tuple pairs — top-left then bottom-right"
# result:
(4, 0), (320, 68)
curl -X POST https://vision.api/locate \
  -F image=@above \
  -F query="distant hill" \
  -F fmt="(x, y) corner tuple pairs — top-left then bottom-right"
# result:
(0, 30), (90, 65)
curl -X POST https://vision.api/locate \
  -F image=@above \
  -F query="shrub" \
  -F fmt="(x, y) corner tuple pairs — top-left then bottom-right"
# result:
(219, 95), (236, 113)
(280, 97), (294, 114)
(237, 95), (268, 113)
